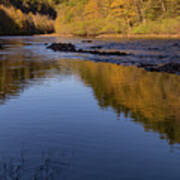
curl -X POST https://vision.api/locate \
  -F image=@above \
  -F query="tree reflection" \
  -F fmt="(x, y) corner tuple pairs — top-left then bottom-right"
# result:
(0, 57), (180, 145)
(69, 61), (180, 145)
(0, 56), (58, 104)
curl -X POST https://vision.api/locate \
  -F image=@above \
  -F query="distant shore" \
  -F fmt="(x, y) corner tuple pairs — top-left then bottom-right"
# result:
(96, 33), (180, 39)
(36, 33), (180, 39)
(1, 33), (179, 39)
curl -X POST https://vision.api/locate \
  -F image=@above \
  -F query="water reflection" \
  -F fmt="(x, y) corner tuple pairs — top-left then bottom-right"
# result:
(69, 61), (180, 144)
(0, 54), (180, 145)
(0, 58), (55, 104)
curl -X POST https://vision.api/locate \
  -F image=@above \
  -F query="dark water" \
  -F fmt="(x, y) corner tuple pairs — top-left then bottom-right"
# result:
(0, 36), (180, 180)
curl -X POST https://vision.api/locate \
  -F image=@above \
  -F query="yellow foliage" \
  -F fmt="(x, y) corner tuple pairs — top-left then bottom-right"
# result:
(0, 5), (54, 35)
(83, 0), (101, 19)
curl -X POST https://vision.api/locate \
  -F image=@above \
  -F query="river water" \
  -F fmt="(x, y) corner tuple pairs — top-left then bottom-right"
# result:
(0, 36), (180, 180)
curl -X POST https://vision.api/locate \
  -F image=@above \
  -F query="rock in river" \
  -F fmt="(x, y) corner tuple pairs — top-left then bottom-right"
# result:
(90, 45), (102, 49)
(139, 63), (180, 74)
(47, 43), (130, 56)
(47, 43), (76, 52)
(82, 40), (93, 43)
(0, 44), (3, 49)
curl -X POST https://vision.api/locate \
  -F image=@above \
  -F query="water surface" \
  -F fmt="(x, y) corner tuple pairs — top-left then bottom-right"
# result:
(0, 36), (180, 179)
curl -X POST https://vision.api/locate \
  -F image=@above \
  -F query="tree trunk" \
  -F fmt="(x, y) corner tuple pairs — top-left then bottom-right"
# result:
(160, 0), (166, 12)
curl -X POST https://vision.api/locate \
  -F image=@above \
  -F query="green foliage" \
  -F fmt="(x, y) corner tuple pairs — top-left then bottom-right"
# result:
(55, 0), (180, 36)
(132, 17), (180, 34)
(0, 0), (179, 35)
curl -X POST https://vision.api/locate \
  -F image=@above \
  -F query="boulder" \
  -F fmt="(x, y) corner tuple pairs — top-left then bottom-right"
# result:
(47, 42), (130, 56)
(47, 43), (76, 52)
(140, 63), (180, 74)
(78, 49), (129, 56)
(82, 40), (93, 43)
(90, 45), (102, 49)
(0, 44), (3, 49)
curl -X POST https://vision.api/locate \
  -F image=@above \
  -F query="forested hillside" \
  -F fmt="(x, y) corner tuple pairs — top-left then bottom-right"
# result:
(0, 0), (179, 36)
(55, 0), (180, 36)
(0, 0), (56, 35)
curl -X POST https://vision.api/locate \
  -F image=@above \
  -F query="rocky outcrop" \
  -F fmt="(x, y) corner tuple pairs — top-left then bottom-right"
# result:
(46, 42), (180, 75)
(82, 40), (93, 43)
(0, 44), (3, 49)
(47, 43), (130, 56)
(47, 43), (76, 52)
(139, 63), (180, 74)
(90, 45), (102, 49)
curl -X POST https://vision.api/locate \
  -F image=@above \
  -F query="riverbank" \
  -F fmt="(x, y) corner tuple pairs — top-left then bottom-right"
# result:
(36, 33), (180, 39)
(96, 34), (180, 39)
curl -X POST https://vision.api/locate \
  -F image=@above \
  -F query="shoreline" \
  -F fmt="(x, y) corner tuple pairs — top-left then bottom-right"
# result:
(35, 33), (180, 39)
(96, 33), (180, 39)
(1, 33), (179, 39)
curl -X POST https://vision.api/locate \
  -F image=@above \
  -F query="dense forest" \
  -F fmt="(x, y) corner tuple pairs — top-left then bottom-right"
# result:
(0, 0), (180, 35)
(55, 0), (180, 36)
(0, 0), (55, 35)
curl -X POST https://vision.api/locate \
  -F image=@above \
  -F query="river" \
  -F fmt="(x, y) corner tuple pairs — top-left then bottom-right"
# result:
(0, 36), (180, 180)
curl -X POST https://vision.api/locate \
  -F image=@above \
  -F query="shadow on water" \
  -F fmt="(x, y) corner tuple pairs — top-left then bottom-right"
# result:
(0, 152), (70, 180)
(0, 55), (180, 145)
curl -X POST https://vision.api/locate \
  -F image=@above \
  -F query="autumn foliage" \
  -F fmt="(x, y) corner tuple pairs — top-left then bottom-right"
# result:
(0, 0), (55, 35)
(0, 0), (179, 36)
(55, 0), (180, 36)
